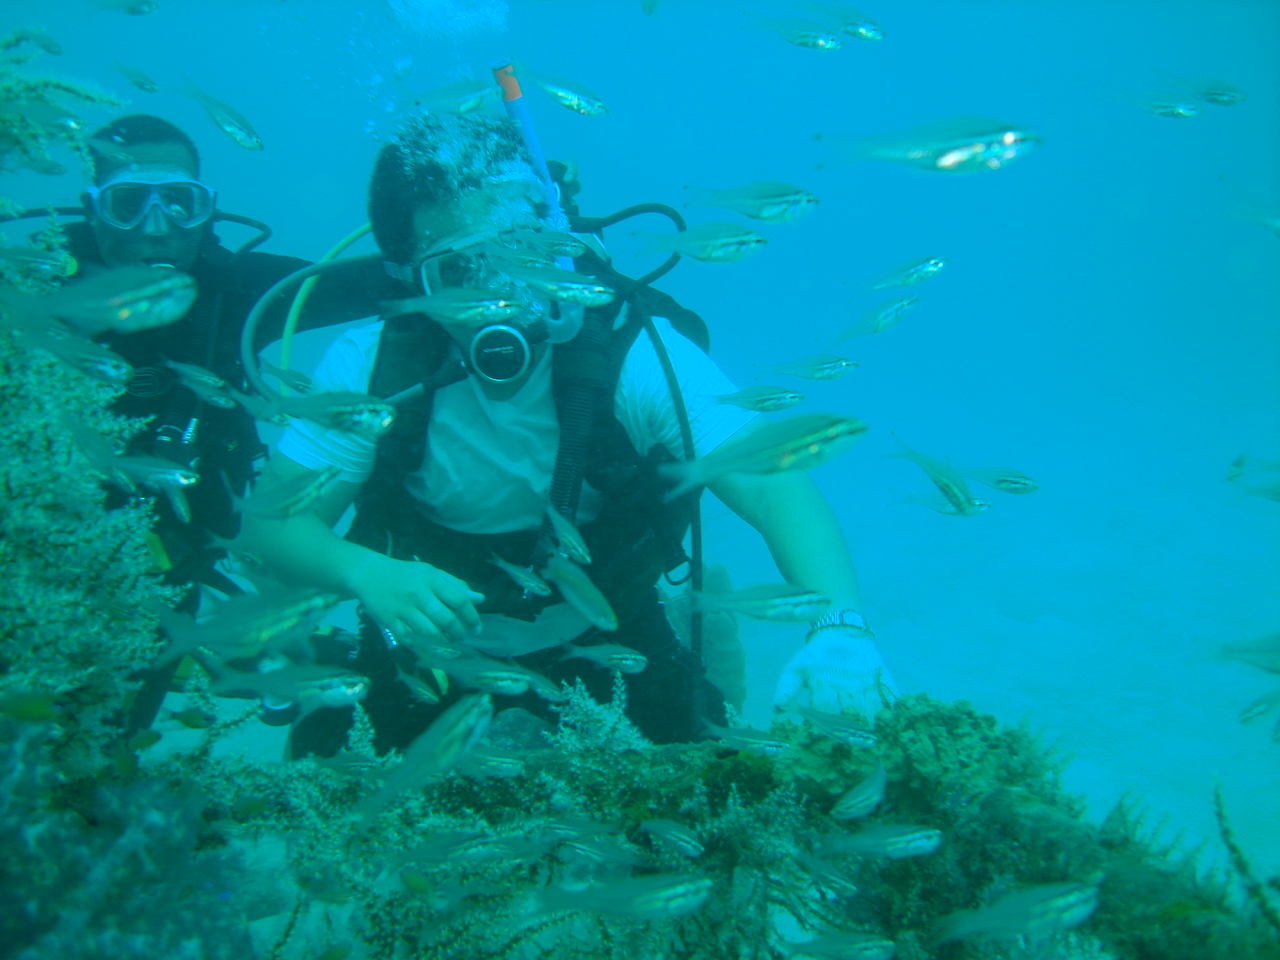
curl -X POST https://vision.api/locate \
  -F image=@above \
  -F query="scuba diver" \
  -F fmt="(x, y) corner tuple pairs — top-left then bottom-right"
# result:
(68, 114), (398, 732)
(240, 109), (899, 757)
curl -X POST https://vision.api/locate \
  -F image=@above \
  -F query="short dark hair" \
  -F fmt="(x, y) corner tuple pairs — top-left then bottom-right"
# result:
(88, 115), (200, 182)
(367, 112), (533, 265)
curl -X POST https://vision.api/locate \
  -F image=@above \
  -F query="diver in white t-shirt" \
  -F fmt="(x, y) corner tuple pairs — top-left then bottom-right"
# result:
(241, 113), (897, 755)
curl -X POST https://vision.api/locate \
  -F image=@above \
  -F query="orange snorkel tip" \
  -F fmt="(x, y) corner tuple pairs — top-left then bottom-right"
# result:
(492, 60), (522, 102)
(491, 58), (557, 209)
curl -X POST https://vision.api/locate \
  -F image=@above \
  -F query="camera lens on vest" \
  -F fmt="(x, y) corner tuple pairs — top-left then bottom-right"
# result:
(469, 325), (531, 383)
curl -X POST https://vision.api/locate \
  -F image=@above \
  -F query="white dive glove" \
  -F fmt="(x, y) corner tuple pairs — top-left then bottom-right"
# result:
(773, 615), (900, 722)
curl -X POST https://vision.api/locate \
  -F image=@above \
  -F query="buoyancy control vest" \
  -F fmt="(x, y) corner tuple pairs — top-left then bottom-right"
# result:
(344, 268), (710, 628)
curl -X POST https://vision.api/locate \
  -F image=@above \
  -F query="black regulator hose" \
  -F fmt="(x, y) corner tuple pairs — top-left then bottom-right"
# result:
(569, 202), (686, 290)
(238, 252), (384, 401)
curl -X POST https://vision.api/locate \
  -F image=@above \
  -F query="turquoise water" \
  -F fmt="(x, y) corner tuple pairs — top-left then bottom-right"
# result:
(3, 0), (1278, 950)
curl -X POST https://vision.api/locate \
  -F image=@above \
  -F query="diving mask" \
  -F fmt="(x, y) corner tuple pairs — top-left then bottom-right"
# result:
(86, 172), (217, 231)
(384, 232), (584, 383)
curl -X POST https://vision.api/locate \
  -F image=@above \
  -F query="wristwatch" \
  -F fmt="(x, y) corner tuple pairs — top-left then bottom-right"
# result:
(807, 608), (875, 641)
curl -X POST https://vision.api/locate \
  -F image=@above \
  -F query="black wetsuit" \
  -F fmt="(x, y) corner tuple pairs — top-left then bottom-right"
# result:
(288, 295), (727, 757)
(63, 221), (399, 730)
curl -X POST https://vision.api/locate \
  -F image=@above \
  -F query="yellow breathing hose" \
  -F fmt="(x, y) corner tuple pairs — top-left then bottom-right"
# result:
(277, 222), (372, 374)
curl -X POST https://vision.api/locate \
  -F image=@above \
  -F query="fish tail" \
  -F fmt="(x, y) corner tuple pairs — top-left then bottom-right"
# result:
(881, 431), (911, 459)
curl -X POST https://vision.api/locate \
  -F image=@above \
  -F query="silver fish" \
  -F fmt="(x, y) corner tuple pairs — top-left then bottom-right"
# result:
(703, 720), (790, 756)
(636, 223), (767, 263)
(276, 391), (395, 440)
(506, 229), (587, 258)
(685, 182), (818, 223)
(1226, 453), (1280, 481)
(543, 555), (618, 631)
(640, 819), (704, 858)
(517, 62), (608, 115)
(1219, 632), (1280, 675)
(903, 492), (991, 517)
(463, 608), (582, 658)
(831, 764), (887, 820)
(114, 62), (159, 92)
(209, 664), (367, 716)
(1135, 94), (1202, 119)
(540, 873), (713, 920)
(761, 354), (858, 380)
(162, 485), (191, 524)
(456, 747), (526, 779)
(18, 326), (132, 385)
(1238, 689), (1280, 724)
(958, 465), (1039, 495)
(844, 117), (1040, 173)
(231, 465), (343, 520)
(182, 77), (263, 150)
(786, 705), (878, 747)
(714, 385), (805, 412)
(226, 387), (290, 426)
(525, 670), (569, 703)
(796, 852), (858, 897)
(546, 506), (592, 564)
(832, 296), (918, 343)
(887, 433), (988, 517)
(95, 0), (159, 13)
(158, 585), (340, 663)
(537, 817), (612, 843)
(489, 552), (552, 596)
(755, 17), (844, 50)
(259, 360), (312, 393)
(163, 358), (236, 408)
(381, 287), (524, 326)
(408, 77), (500, 115)
(15, 27), (62, 55)
(871, 255), (947, 289)
(796, 1), (885, 41)
(560, 833), (647, 866)
(661, 413), (868, 498)
(691, 583), (832, 622)
(396, 666), (441, 704)
(779, 931), (895, 960)
(821, 823), (942, 860)
(353, 694), (493, 822)
(44, 266), (197, 335)
(1156, 71), (1246, 106)
(935, 881), (1099, 943)
(561, 642), (648, 673)
(104, 454), (200, 493)
(496, 261), (616, 308)
(0, 245), (76, 278)
(161, 357), (223, 389)
(436, 652), (544, 697)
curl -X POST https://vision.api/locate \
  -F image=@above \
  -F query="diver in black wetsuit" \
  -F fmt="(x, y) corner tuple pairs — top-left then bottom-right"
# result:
(72, 115), (397, 731)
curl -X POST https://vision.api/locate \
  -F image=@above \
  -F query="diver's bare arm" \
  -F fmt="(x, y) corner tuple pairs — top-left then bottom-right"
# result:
(237, 454), (375, 595)
(706, 471), (864, 611)
(240, 455), (482, 642)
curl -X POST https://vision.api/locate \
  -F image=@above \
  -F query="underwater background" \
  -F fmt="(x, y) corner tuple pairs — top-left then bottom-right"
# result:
(1, 0), (1277, 956)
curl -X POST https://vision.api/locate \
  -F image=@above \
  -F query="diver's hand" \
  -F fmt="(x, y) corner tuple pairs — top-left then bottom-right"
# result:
(346, 554), (484, 644)
(773, 628), (900, 723)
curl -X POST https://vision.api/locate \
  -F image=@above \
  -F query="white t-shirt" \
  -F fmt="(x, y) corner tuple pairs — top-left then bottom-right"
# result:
(278, 316), (756, 534)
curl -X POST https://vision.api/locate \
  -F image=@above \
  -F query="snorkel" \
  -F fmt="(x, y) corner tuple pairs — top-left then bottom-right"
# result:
(491, 58), (584, 346)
